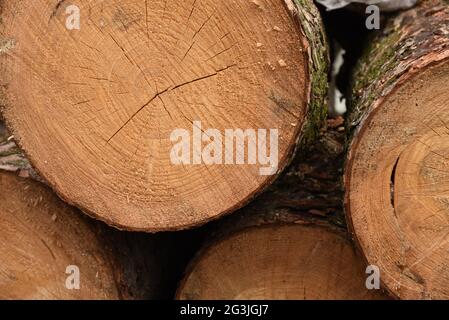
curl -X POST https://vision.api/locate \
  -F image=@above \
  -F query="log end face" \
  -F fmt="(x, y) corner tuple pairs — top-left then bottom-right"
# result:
(178, 223), (387, 300)
(0, 0), (325, 231)
(0, 172), (120, 299)
(346, 58), (449, 300)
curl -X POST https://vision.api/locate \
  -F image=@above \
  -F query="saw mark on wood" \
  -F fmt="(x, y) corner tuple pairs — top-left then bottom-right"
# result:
(163, 0), (168, 20)
(206, 32), (232, 51)
(269, 93), (300, 120)
(408, 229), (449, 271)
(421, 118), (445, 137)
(79, 39), (101, 53)
(72, 99), (94, 106)
(436, 115), (449, 135)
(417, 139), (449, 162)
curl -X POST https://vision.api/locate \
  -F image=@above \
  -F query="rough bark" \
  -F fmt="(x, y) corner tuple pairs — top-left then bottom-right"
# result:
(289, 0), (330, 145)
(0, 122), (37, 179)
(230, 116), (347, 228)
(345, 0), (449, 300)
(347, 0), (449, 133)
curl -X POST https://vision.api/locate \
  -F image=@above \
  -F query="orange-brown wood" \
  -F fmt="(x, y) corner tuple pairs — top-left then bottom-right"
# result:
(0, 172), (120, 299)
(177, 219), (387, 300)
(0, 0), (327, 232)
(345, 0), (449, 299)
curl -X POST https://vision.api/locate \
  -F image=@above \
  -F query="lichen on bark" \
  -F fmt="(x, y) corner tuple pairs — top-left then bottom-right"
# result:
(347, 0), (449, 140)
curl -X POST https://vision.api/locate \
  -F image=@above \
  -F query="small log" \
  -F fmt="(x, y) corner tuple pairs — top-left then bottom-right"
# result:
(177, 213), (386, 300)
(0, 170), (201, 299)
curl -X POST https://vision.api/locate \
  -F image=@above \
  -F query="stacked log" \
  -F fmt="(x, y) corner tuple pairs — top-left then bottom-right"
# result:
(345, 0), (449, 299)
(1, 0), (448, 301)
(0, 0), (328, 232)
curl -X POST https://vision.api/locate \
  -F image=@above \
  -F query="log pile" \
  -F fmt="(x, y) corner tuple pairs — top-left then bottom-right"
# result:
(0, 0), (448, 300)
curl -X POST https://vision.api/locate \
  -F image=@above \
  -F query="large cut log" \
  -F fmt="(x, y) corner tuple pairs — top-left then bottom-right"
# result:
(177, 213), (386, 300)
(345, 0), (449, 300)
(0, 0), (328, 232)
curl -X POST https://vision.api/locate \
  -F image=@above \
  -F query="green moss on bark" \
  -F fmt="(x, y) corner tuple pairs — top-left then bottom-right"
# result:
(292, 0), (329, 146)
(348, 0), (449, 139)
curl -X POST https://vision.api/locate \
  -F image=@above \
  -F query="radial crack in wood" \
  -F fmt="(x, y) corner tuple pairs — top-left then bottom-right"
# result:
(0, 0), (328, 232)
(177, 216), (387, 300)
